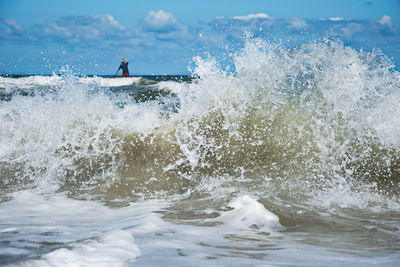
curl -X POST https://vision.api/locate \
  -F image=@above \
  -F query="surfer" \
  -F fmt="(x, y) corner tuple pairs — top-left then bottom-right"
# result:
(117, 57), (129, 77)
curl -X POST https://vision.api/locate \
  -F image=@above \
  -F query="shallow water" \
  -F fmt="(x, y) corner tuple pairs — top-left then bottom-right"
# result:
(0, 39), (399, 266)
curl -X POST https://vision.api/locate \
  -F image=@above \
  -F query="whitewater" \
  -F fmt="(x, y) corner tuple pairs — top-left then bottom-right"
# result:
(0, 39), (399, 266)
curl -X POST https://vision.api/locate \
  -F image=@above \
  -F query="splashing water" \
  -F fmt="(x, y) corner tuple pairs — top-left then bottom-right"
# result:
(1, 38), (399, 266)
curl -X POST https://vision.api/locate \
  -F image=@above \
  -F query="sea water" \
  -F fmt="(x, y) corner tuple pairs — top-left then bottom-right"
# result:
(0, 39), (399, 266)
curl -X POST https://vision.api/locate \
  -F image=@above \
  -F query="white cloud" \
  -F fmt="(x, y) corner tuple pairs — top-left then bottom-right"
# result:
(0, 18), (25, 38)
(328, 17), (346, 22)
(232, 13), (271, 21)
(2, 18), (24, 33)
(378, 15), (392, 26)
(43, 22), (71, 38)
(35, 14), (126, 41)
(339, 23), (364, 38)
(288, 18), (308, 30)
(142, 10), (181, 32)
(93, 14), (125, 30)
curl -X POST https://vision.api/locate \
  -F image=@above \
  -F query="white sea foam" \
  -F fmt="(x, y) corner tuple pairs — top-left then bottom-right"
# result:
(0, 75), (63, 90)
(95, 77), (141, 87)
(217, 195), (282, 232)
(0, 75), (141, 91)
(0, 190), (168, 266)
(37, 230), (140, 267)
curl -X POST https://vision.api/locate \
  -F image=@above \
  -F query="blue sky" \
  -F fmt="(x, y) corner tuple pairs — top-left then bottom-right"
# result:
(0, 0), (399, 74)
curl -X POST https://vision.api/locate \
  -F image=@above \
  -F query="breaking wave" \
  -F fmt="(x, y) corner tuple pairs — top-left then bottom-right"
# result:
(1, 38), (399, 209)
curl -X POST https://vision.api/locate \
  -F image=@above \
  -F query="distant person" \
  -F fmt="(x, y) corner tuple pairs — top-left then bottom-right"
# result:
(118, 57), (129, 77)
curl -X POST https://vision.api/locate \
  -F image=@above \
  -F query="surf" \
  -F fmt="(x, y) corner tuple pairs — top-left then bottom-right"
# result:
(0, 37), (399, 266)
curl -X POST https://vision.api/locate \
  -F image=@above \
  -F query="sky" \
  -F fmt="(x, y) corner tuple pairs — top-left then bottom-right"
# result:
(0, 0), (399, 75)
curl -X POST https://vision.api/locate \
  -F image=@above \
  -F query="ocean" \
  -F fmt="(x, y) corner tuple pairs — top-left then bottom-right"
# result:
(1, 39), (399, 266)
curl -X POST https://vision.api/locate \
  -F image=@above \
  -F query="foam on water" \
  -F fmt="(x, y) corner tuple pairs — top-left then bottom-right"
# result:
(0, 190), (162, 265)
(216, 195), (282, 231)
(1, 189), (288, 266)
(0, 75), (142, 91)
(29, 230), (140, 267)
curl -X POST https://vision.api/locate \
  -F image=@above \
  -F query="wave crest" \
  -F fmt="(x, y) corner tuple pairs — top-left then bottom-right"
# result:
(1, 38), (399, 207)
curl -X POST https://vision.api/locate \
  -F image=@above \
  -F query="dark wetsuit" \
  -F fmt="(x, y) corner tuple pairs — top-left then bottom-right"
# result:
(118, 62), (129, 77)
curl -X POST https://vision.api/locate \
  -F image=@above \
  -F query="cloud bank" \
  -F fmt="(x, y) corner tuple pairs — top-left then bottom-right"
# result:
(0, 10), (399, 74)
(32, 14), (126, 42)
